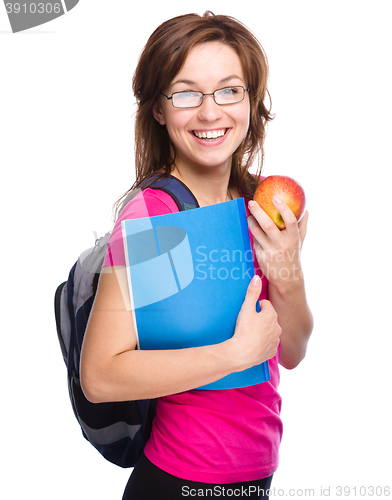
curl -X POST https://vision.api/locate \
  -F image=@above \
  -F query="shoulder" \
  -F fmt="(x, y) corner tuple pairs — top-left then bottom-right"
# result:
(102, 188), (179, 268)
(119, 187), (180, 221)
(144, 188), (180, 216)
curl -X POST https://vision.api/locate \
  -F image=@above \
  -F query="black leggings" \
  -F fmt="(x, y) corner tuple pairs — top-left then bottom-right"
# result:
(122, 453), (273, 500)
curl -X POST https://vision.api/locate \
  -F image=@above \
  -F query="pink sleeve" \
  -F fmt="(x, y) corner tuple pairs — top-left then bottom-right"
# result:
(102, 188), (179, 267)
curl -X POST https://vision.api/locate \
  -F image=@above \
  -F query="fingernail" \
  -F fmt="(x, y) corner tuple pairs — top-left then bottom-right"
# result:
(248, 200), (256, 209)
(272, 196), (282, 204)
(250, 275), (261, 286)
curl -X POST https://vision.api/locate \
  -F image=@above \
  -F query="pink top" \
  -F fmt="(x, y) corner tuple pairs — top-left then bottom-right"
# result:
(102, 188), (282, 484)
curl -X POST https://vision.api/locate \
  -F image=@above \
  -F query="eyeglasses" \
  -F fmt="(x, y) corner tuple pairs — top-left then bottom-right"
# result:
(161, 86), (249, 109)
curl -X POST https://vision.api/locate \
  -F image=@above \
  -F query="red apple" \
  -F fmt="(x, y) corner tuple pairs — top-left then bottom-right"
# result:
(253, 175), (306, 229)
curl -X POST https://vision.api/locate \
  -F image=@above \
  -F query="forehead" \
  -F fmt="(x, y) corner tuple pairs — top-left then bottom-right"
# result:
(172, 41), (245, 86)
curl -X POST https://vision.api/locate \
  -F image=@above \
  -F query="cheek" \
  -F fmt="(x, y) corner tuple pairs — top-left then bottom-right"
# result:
(244, 111), (251, 135)
(244, 103), (251, 128)
(166, 124), (189, 148)
(165, 111), (193, 140)
(235, 104), (251, 141)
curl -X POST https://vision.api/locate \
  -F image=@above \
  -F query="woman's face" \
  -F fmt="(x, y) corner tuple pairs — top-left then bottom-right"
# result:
(153, 41), (250, 175)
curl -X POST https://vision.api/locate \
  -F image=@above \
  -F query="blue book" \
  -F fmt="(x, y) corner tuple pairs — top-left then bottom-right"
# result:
(121, 198), (270, 390)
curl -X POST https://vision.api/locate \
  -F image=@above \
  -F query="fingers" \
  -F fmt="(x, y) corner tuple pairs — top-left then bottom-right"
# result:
(259, 298), (275, 312)
(240, 274), (262, 316)
(298, 210), (309, 247)
(248, 198), (299, 236)
(260, 299), (282, 327)
(259, 299), (282, 347)
(247, 215), (269, 252)
(244, 279), (278, 319)
(248, 201), (280, 238)
(270, 197), (299, 233)
(259, 299), (280, 328)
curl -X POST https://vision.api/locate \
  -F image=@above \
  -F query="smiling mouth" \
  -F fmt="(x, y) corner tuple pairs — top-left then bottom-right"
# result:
(192, 129), (227, 141)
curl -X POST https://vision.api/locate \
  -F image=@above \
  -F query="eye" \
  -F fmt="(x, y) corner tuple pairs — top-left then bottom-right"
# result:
(216, 87), (242, 101)
(214, 87), (244, 104)
(176, 91), (201, 100)
(222, 87), (240, 96)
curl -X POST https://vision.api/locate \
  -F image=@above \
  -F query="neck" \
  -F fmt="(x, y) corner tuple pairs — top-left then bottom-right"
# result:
(171, 165), (233, 207)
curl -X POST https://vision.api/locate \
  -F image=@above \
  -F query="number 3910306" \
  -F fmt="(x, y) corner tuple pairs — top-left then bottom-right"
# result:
(336, 485), (390, 496)
(5, 3), (62, 14)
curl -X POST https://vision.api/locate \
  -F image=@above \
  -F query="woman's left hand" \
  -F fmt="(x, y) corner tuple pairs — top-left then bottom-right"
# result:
(247, 197), (309, 288)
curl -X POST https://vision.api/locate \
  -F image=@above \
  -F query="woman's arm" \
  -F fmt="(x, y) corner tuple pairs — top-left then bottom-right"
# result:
(248, 198), (314, 370)
(267, 272), (313, 369)
(80, 267), (281, 403)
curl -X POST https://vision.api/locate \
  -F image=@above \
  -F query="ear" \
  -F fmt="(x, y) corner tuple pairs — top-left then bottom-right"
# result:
(153, 100), (166, 126)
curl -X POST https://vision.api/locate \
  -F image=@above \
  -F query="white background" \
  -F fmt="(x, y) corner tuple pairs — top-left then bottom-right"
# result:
(1, 1), (391, 498)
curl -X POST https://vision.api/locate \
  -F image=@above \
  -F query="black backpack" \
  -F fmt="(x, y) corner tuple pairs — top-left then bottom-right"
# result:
(54, 176), (198, 467)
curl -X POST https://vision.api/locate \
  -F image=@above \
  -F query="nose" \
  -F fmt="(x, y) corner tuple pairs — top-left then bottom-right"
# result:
(197, 94), (223, 122)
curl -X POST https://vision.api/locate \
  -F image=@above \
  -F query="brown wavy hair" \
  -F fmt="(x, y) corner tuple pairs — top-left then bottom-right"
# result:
(115, 11), (274, 217)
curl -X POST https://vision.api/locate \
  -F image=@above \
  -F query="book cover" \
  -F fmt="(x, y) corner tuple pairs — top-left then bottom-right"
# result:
(121, 198), (270, 390)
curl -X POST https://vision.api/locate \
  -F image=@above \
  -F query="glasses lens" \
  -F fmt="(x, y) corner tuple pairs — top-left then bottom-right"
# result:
(214, 86), (245, 105)
(172, 91), (203, 108)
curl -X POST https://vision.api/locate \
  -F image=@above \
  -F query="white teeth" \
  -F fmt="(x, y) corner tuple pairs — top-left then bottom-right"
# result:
(194, 129), (226, 140)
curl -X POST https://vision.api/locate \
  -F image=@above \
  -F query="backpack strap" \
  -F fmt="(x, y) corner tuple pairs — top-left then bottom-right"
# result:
(140, 175), (200, 211)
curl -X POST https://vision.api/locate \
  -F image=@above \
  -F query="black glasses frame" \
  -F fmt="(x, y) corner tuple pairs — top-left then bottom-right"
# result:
(160, 86), (250, 109)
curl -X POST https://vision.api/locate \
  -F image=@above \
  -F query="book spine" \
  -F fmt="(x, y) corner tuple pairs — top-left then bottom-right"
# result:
(237, 199), (255, 282)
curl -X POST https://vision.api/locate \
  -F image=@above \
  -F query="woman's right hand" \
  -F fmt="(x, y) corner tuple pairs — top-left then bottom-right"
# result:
(231, 275), (282, 370)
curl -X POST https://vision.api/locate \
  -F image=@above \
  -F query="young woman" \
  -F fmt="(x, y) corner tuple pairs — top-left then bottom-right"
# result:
(80, 12), (313, 500)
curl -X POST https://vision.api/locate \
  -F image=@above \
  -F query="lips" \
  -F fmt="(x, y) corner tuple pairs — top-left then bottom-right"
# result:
(192, 129), (227, 140)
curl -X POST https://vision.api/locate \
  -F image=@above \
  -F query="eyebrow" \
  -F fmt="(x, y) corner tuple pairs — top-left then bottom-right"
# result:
(220, 75), (245, 84)
(171, 75), (245, 87)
